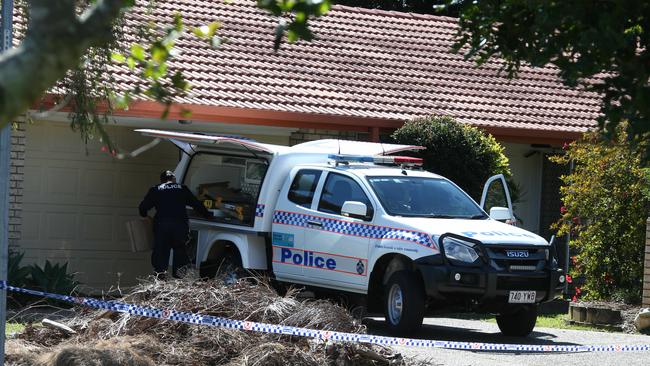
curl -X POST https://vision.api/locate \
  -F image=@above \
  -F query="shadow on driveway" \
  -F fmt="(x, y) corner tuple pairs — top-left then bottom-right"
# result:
(364, 317), (581, 349)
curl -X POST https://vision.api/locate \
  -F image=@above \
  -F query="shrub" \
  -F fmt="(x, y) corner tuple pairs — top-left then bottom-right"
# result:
(6, 251), (79, 307)
(29, 260), (79, 296)
(551, 128), (650, 303)
(391, 115), (511, 201)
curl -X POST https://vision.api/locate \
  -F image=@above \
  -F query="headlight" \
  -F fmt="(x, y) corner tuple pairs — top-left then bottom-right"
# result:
(442, 237), (479, 263)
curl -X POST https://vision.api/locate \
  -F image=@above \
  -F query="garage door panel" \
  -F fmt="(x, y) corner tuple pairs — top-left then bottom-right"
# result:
(118, 170), (161, 199)
(82, 169), (116, 199)
(47, 212), (78, 241)
(21, 210), (41, 241)
(82, 213), (114, 242)
(47, 166), (80, 198)
(46, 124), (86, 154)
(24, 165), (44, 197)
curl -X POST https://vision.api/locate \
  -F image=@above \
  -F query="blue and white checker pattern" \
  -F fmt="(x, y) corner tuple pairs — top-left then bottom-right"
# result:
(255, 204), (265, 218)
(273, 211), (435, 249)
(2, 280), (650, 353)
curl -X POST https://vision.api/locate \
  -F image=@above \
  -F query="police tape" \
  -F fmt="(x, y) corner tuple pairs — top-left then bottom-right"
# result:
(1, 281), (649, 353)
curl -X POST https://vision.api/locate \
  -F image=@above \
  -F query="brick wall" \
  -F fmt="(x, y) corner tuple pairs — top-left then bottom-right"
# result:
(289, 128), (370, 146)
(644, 217), (650, 307)
(8, 122), (25, 249)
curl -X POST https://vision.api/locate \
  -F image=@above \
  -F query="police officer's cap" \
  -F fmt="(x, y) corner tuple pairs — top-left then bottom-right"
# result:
(160, 170), (176, 182)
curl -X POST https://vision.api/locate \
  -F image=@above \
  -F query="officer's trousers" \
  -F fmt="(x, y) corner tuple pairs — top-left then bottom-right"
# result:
(152, 220), (190, 277)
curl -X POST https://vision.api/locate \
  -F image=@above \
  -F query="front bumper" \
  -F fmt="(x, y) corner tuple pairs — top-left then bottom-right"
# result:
(415, 234), (565, 305)
(416, 260), (564, 304)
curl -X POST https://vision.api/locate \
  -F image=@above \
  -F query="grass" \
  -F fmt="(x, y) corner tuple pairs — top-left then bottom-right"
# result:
(445, 313), (614, 332)
(5, 322), (26, 335)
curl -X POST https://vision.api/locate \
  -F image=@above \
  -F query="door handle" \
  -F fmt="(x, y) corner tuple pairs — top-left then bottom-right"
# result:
(307, 220), (323, 227)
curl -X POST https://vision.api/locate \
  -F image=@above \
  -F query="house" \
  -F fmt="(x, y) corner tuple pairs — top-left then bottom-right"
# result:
(7, 0), (600, 291)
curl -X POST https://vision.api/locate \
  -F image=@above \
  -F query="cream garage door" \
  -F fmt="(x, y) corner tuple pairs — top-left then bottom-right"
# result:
(21, 120), (178, 291)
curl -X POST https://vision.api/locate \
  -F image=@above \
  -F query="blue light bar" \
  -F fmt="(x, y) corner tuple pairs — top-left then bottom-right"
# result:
(328, 154), (374, 163)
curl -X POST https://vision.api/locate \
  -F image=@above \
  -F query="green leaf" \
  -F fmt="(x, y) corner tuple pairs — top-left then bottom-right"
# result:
(126, 57), (136, 70)
(130, 44), (146, 61)
(111, 53), (126, 64)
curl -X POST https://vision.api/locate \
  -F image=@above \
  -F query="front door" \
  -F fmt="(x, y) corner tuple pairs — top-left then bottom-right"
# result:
(480, 174), (515, 223)
(302, 172), (374, 292)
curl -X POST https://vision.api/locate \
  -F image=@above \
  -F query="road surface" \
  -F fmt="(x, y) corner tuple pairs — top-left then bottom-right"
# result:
(365, 317), (650, 366)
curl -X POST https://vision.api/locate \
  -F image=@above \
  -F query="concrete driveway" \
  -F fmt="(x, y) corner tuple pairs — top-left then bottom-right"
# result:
(365, 317), (650, 366)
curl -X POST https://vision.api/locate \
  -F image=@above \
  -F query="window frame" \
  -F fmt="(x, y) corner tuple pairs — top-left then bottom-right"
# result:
(287, 169), (323, 209)
(316, 171), (375, 221)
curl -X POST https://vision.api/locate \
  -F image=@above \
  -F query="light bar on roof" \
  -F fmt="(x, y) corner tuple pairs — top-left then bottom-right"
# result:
(328, 154), (423, 166)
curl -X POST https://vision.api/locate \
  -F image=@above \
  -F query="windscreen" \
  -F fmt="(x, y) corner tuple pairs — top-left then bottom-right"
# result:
(367, 177), (487, 219)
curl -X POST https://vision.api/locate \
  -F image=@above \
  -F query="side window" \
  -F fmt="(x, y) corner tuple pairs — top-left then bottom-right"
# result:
(288, 169), (322, 208)
(318, 173), (373, 219)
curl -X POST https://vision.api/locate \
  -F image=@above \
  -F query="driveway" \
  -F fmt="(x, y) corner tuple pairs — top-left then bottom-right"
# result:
(365, 317), (650, 366)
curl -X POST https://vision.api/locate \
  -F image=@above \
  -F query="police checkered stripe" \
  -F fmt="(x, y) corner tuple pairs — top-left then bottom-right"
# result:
(255, 204), (265, 218)
(273, 211), (434, 248)
(3, 281), (650, 353)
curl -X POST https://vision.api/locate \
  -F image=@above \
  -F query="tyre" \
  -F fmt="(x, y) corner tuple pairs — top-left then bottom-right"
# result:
(199, 250), (243, 282)
(383, 270), (425, 335)
(496, 304), (538, 337)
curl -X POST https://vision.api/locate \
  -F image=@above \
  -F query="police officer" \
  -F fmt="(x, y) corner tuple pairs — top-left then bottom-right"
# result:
(139, 170), (212, 278)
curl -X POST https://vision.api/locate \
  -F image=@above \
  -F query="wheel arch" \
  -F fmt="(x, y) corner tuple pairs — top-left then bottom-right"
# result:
(368, 253), (422, 312)
(196, 231), (267, 270)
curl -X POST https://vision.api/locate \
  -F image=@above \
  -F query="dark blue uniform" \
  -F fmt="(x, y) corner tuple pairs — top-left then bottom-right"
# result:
(139, 182), (211, 277)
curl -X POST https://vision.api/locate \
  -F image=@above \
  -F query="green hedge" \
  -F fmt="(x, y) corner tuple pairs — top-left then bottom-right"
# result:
(391, 115), (511, 201)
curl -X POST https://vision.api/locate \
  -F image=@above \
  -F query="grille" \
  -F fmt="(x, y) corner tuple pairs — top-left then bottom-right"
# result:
(485, 246), (548, 272)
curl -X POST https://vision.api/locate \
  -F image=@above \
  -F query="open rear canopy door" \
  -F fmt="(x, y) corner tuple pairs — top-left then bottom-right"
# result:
(136, 129), (283, 155)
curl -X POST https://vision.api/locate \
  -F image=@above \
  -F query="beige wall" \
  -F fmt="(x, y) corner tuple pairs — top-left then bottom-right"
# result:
(501, 143), (545, 236)
(20, 120), (178, 292)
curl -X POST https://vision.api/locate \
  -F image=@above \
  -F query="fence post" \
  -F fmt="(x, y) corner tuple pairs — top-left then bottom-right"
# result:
(644, 218), (650, 307)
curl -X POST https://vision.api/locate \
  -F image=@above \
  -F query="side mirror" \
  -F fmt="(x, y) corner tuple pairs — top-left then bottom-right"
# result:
(489, 207), (511, 221)
(342, 201), (368, 220)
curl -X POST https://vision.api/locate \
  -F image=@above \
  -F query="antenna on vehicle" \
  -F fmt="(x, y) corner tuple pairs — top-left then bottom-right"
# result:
(336, 139), (341, 166)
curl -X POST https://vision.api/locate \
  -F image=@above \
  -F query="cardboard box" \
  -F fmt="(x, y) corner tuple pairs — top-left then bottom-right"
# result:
(126, 217), (154, 252)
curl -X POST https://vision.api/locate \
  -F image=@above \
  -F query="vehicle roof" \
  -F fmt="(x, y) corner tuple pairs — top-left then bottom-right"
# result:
(299, 163), (445, 179)
(288, 139), (425, 156)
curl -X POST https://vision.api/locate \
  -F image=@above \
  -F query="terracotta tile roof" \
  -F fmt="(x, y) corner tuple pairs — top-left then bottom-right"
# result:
(61, 1), (609, 135)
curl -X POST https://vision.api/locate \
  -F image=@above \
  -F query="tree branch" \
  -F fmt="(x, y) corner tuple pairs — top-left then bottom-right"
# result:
(0, 0), (127, 125)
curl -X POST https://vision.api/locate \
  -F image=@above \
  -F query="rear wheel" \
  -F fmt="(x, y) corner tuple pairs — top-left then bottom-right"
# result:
(496, 304), (538, 337)
(383, 270), (425, 335)
(199, 249), (243, 283)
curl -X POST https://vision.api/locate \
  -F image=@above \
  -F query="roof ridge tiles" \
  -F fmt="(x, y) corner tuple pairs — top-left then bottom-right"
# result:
(330, 4), (458, 24)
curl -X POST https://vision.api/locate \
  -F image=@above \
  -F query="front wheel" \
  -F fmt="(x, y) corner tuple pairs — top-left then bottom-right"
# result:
(384, 270), (425, 336)
(496, 304), (538, 337)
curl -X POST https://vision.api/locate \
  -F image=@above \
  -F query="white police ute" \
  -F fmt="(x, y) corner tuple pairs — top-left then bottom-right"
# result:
(137, 129), (566, 337)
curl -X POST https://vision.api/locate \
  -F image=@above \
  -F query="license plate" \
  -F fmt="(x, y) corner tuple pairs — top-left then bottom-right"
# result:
(508, 291), (536, 303)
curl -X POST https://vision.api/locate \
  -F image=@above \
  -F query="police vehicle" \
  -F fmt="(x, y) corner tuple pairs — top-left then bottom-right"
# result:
(137, 129), (566, 337)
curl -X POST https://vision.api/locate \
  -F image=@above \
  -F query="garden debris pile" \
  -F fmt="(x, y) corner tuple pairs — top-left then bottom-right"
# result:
(5, 273), (406, 366)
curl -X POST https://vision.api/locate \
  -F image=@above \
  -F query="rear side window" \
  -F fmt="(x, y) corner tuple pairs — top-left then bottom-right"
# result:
(318, 173), (373, 219)
(288, 170), (322, 208)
